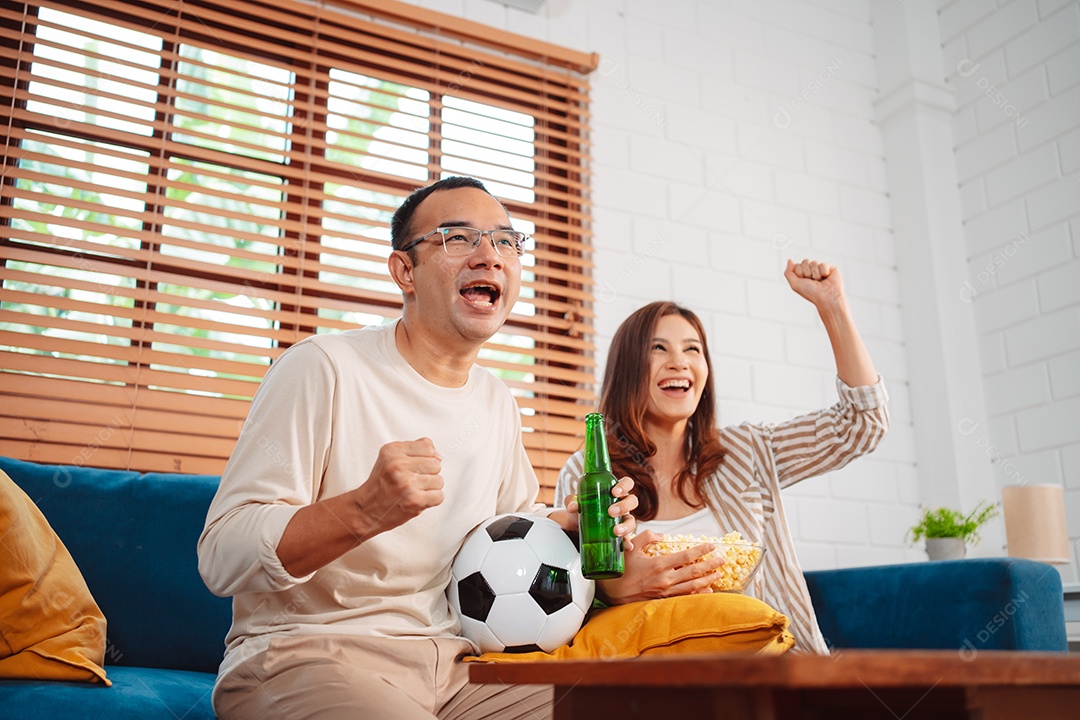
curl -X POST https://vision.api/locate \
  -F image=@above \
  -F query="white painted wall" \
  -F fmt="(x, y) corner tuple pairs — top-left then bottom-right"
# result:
(941, 0), (1080, 582)
(411, 0), (1079, 576)
(871, 0), (1001, 564)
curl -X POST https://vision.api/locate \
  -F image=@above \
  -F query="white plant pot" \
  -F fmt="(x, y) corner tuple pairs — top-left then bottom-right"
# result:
(925, 537), (966, 561)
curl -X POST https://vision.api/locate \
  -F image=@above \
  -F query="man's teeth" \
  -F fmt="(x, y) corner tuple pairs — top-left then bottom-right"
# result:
(461, 286), (497, 307)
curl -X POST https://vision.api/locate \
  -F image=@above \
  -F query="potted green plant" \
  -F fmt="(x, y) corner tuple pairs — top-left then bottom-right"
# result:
(906, 501), (1000, 560)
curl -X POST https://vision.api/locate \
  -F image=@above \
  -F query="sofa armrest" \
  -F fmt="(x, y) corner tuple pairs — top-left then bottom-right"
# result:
(804, 558), (1068, 652)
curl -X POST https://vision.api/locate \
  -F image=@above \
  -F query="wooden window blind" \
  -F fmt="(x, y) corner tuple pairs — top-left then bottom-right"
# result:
(0, 0), (596, 502)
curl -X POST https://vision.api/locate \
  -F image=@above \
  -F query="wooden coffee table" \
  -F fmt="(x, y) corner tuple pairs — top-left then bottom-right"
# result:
(469, 649), (1080, 719)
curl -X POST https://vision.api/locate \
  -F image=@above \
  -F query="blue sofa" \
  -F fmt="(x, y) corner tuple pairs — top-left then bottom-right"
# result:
(0, 456), (1068, 719)
(0, 456), (229, 719)
(804, 556), (1068, 653)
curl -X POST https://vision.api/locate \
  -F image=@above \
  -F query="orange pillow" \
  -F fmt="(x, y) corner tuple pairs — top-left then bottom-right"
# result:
(466, 591), (794, 663)
(0, 469), (110, 684)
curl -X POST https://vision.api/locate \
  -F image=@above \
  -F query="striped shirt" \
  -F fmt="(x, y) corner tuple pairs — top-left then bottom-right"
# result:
(556, 375), (890, 654)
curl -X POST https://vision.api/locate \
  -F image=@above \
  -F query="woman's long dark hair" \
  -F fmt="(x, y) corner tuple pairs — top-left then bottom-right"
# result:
(599, 302), (726, 521)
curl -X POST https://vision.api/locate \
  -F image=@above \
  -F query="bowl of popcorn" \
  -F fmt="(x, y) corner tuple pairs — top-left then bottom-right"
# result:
(641, 531), (766, 593)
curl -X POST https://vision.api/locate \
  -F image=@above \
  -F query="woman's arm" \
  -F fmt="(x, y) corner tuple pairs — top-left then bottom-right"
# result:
(743, 259), (889, 489)
(784, 258), (878, 387)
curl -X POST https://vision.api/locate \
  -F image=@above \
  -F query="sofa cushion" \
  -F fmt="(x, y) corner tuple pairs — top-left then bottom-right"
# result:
(0, 665), (216, 719)
(805, 558), (1068, 652)
(0, 457), (232, 674)
(468, 591), (795, 662)
(0, 469), (109, 685)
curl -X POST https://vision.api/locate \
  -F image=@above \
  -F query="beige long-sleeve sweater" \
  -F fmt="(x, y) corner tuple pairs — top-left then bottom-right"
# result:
(198, 320), (542, 680)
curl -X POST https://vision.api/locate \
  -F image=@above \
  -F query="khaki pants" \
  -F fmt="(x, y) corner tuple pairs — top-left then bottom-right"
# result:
(212, 635), (552, 720)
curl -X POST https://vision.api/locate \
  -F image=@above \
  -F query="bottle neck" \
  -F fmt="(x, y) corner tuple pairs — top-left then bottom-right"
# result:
(583, 414), (612, 473)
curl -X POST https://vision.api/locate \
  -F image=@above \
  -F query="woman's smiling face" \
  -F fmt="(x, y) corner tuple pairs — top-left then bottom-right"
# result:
(644, 313), (709, 429)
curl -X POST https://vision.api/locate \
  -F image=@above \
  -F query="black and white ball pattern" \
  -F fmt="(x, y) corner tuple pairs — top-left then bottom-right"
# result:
(448, 513), (595, 653)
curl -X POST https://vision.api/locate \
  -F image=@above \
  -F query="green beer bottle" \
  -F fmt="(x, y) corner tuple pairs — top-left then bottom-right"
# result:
(578, 412), (624, 579)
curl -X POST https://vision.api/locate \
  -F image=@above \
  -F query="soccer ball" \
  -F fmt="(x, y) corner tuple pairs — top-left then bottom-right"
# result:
(448, 513), (595, 654)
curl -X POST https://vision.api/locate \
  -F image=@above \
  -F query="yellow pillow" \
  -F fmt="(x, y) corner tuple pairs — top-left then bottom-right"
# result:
(466, 591), (794, 663)
(0, 469), (110, 685)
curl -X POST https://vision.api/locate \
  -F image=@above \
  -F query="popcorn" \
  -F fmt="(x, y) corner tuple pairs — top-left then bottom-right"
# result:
(641, 531), (765, 592)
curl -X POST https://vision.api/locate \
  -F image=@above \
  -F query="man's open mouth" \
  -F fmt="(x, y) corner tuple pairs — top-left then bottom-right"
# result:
(460, 282), (501, 308)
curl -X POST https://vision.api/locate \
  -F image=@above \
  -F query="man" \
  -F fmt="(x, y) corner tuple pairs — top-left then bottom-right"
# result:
(198, 176), (638, 720)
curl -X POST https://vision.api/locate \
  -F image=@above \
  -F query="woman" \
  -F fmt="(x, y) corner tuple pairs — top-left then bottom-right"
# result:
(557, 259), (889, 653)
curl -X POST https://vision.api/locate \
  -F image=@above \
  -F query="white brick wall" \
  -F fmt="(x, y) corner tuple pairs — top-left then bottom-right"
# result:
(944, 0), (1080, 582)
(448, 0), (1077, 575)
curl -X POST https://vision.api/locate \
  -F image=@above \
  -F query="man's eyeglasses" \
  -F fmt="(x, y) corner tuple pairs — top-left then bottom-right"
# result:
(400, 227), (530, 258)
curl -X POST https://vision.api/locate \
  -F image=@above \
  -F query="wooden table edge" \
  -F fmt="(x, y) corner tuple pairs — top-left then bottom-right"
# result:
(468, 649), (1080, 690)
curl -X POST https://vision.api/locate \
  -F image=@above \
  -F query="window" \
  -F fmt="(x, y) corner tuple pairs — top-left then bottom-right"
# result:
(0, 0), (596, 501)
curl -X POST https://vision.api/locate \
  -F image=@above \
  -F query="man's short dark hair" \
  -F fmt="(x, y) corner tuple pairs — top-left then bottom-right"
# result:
(390, 176), (494, 251)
